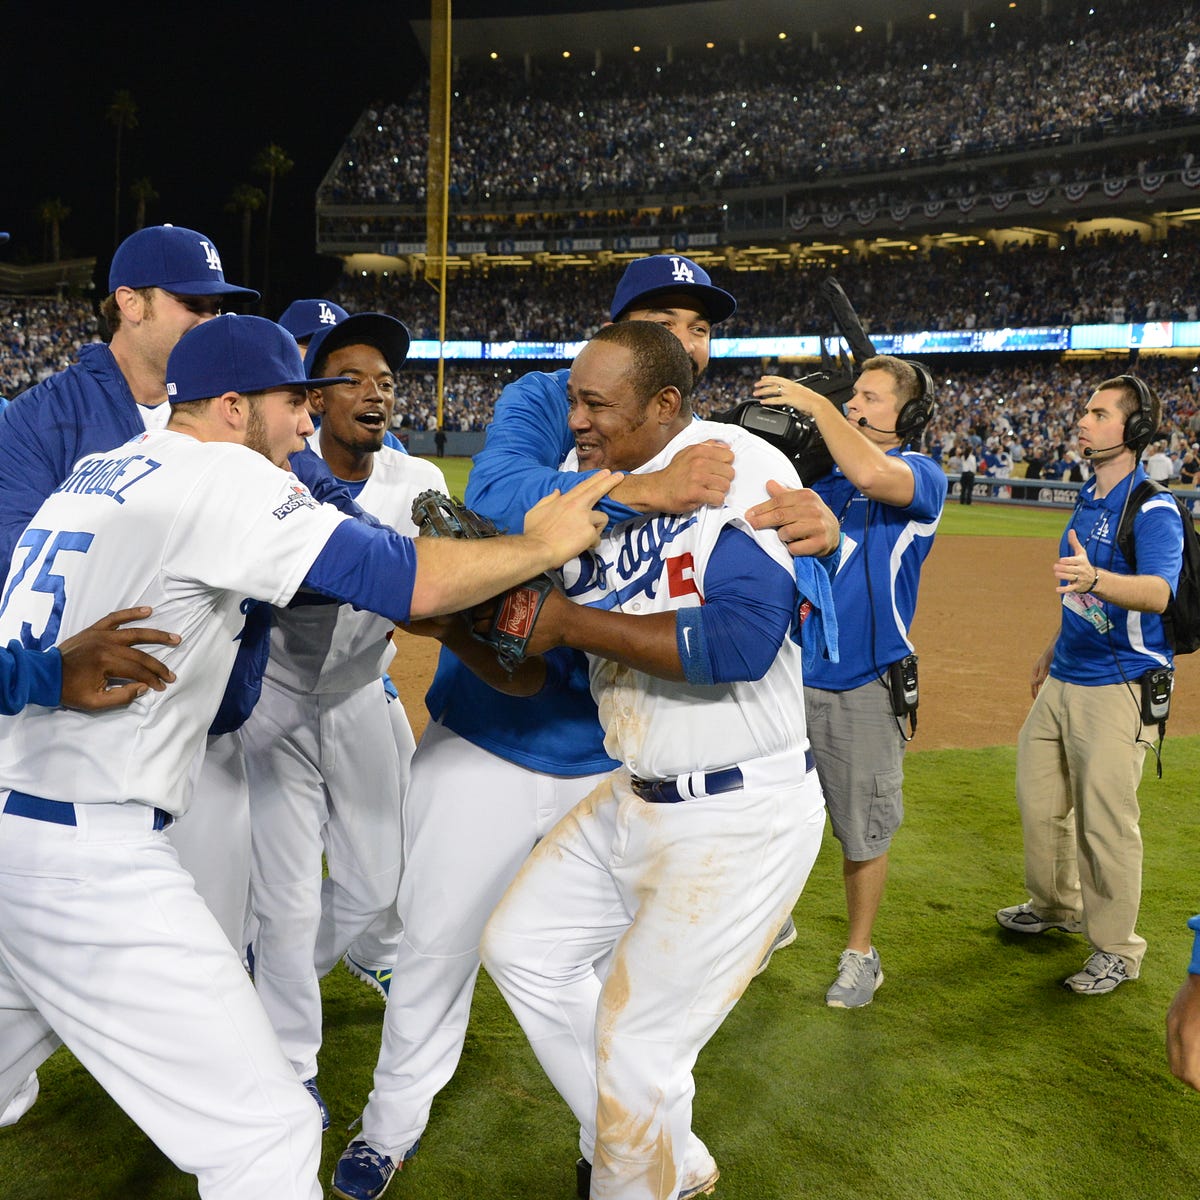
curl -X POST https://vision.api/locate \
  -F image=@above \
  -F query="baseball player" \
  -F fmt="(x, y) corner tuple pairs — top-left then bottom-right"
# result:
(0, 225), (264, 954)
(242, 313), (443, 1117)
(478, 322), (826, 1200)
(278, 297), (350, 346)
(277, 296), (412, 993)
(330, 254), (761, 1200)
(0, 313), (612, 1195)
(0, 607), (178, 1128)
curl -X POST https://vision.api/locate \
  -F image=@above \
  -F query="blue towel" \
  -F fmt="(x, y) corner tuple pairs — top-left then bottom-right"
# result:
(791, 536), (841, 670)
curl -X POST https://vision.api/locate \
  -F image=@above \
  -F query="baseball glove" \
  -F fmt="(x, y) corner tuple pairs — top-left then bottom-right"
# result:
(410, 489), (556, 673)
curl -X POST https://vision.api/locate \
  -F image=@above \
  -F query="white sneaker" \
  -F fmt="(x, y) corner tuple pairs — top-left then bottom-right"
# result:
(825, 947), (884, 1008)
(996, 901), (1083, 935)
(1064, 950), (1130, 995)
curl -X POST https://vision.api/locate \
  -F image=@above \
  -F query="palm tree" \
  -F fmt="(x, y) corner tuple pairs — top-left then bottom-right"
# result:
(107, 90), (138, 250)
(37, 198), (70, 263)
(129, 177), (159, 232)
(253, 143), (294, 304)
(225, 184), (265, 295)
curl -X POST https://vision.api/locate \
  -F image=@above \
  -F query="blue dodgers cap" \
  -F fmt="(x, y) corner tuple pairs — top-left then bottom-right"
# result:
(165, 315), (351, 404)
(305, 312), (412, 378)
(109, 225), (259, 299)
(609, 254), (736, 324)
(0, 232), (9, 245)
(277, 298), (350, 342)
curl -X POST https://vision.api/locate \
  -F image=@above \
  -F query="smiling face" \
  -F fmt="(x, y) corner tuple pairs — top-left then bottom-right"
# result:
(309, 343), (396, 474)
(567, 338), (684, 473)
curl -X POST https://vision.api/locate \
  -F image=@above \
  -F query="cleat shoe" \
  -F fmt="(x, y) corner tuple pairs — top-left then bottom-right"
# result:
(825, 947), (883, 1008)
(996, 902), (1083, 935)
(344, 952), (392, 999)
(754, 915), (797, 977)
(575, 1150), (719, 1199)
(333, 1138), (420, 1200)
(1064, 950), (1130, 995)
(303, 1077), (330, 1131)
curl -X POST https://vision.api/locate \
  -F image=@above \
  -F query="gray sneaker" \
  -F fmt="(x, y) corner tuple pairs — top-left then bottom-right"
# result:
(996, 902), (1083, 935)
(1063, 950), (1130, 995)
(753, 916), (797, 977)
(825, 947), (883, 1008)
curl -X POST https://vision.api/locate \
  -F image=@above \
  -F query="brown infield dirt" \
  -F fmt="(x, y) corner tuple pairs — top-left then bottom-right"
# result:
(388, 535), (1200, 752)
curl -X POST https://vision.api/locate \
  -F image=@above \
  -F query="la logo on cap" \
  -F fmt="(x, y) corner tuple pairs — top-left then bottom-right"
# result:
(200, 241), (223, 273)
(669, 256), (696, 284)
(318, 303), (338, 325)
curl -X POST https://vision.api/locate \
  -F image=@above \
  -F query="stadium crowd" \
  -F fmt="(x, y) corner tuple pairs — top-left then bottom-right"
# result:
(321, 0), (1199, 207)
(328, 225), (1200, 340)
(0, 296), (99, 395)
(5, 258), (1200, 461)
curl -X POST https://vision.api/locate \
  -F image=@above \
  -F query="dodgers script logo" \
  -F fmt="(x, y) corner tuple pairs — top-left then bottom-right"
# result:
(669, 256), (695, 284)
(199, 240), (223, 273)
(566, 514), (698, 609)
(272, 485), (319, 520)
(318, 302), (339, 326)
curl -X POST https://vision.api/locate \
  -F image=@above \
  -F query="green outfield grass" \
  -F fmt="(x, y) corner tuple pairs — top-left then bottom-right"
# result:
(422, 455), (472, 499)
(936, 502), (1069, 539)
(6, 740), (1200, 1199)
(8, 464), (1199, 1198)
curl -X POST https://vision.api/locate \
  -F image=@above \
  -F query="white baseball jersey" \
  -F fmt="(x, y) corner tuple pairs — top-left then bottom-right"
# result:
(265, 438), (446, 695)
(0, 429), (348, 814)
(483, 419), (825, 1200)
(562, 420), (807, 779)
(245, 439), (447, 1079)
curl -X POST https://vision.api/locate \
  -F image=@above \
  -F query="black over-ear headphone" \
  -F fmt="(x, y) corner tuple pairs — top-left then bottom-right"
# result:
(894, 360), (937, 443)
(1115, 374), (1158, 454)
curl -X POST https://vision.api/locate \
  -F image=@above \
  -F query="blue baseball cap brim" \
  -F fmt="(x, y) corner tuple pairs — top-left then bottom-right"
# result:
(110, 225), (259, 299)
(306, 313), (411, 378)
(609, 254), (736, 324)
(166, 315), (349, 405)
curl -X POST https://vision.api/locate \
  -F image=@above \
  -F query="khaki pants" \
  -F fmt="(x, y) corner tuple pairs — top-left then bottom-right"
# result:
(1015, 676), (1148, 975)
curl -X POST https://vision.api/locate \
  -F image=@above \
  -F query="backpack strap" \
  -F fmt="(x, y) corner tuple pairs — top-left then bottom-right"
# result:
(1115, 478), (1164, 574)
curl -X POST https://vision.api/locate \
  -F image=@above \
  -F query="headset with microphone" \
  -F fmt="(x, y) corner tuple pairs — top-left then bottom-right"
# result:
(1081, 374), (1158, 457)
(855, 360), (937, 443)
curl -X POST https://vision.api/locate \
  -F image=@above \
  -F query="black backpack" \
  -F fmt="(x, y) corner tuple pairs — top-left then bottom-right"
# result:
(1116, 479), (1200, 655)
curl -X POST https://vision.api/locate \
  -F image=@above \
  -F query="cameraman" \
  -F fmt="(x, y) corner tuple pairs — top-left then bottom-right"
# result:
(752, 358), (947, 1008)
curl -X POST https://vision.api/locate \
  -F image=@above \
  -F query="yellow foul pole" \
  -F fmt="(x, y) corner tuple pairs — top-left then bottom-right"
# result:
(426, 0), (452, 433)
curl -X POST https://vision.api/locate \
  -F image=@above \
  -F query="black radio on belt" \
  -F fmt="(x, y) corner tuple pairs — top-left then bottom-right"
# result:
(1140, 666), (1173, 725)
(888, 654), (919, 717)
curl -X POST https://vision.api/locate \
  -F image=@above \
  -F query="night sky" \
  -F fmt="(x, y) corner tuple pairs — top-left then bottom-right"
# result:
(2, 1), (689, 310)
(2, 2), (427, 307)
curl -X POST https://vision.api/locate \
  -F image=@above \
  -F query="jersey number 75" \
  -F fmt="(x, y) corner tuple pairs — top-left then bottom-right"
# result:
(0, 528), (95, 651)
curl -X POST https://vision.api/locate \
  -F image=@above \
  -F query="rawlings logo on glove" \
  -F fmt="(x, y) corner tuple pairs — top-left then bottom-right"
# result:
(411, 490), (556, 673)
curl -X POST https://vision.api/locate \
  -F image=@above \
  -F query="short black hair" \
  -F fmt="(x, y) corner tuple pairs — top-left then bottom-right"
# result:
(588, 321), (694, 411)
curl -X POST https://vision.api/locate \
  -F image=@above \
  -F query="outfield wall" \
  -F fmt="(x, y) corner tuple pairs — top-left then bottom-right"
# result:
(952, 475), (1200, 514)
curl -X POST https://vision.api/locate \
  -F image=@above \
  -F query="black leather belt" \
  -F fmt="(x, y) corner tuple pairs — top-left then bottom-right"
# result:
(631, 749), (815, 804)
(3, 790), (172, 831)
